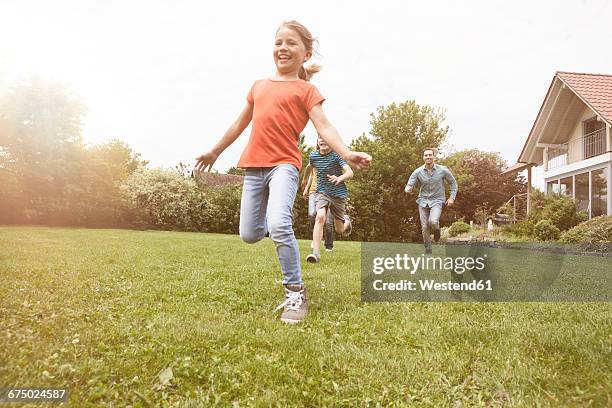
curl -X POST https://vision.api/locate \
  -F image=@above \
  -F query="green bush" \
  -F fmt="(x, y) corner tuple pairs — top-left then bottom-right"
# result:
(448, 221), (471, 237)
(504, 220), (535, 238)
(559, 228), (585, 244)
(545, 197), (587, 231)
(534, 219), (560, 241)
(528, 195), (585, 231)
(202, 185), (242, 234)
(120, 168), (241, 233)
(560, 216), (612, 244)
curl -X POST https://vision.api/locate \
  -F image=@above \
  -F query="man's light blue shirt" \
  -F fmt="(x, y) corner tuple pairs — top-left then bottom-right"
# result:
(406, 164), (458, 208)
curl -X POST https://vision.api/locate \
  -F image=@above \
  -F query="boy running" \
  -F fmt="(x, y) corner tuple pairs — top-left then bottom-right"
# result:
(306, 135), (353, 263)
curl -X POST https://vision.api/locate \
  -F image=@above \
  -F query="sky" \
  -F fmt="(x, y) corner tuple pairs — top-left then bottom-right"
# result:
(1, 0), (611, 185)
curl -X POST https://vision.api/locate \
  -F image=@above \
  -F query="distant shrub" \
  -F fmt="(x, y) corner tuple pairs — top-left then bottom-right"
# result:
(504, 220), (535, 238)
(559, 228), (585, 244)
(534, 219), (560, 241)
(528, 195), (585, 231)
(545, 197), (587, 231)
(120, 168), (241, 233)
(202, 184), (242, 234)
(448, 221), (471, 237)
(560, 216), (612, 244)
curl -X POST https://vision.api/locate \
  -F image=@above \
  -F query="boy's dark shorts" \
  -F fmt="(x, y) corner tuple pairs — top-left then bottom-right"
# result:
(315, 192), (346, 221)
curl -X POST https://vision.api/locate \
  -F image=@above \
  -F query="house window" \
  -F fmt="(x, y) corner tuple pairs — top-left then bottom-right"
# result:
(591, 168), (607, 217)
(582, 117), (606, 159)
(575, 172), (590, 214)
(546, 180), (560, 195)
(560, 176), (573, 197)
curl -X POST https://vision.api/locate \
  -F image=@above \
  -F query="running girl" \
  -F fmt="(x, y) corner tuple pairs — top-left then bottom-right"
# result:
(195, 20), (371, 324)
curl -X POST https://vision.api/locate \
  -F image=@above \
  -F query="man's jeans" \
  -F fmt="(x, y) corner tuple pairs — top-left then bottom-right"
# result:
(419, 204), (442, 251)
(308, 192), (334, 250)
(239, 165), (301, 285)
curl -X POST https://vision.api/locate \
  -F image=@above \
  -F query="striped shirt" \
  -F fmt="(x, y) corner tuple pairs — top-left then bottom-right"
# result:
(309, 150), (348, 199)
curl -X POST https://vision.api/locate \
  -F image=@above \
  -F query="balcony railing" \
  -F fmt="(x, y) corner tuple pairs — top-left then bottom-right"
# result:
(547, 128), (607, 170)
(582, 127), (607, 159)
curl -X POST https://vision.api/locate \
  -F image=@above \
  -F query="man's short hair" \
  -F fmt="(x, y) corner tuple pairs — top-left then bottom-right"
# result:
(423, 147), (436, 155)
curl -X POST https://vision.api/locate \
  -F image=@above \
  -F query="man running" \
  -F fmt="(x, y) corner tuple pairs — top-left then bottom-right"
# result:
(405, 148), (458, 254)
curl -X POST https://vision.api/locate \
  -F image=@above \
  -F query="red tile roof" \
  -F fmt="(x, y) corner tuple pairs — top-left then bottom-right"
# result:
(556, 71), (612, 125)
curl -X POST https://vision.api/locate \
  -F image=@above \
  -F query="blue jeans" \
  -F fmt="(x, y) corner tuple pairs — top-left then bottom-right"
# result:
(308, 192), (334, 250)
(239, 165), (301, 285)
(419, 204), (442, 251)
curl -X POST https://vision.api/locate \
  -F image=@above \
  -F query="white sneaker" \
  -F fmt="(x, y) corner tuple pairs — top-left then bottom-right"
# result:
(275, 285), (308, 324)
(306, 253), (320, 263)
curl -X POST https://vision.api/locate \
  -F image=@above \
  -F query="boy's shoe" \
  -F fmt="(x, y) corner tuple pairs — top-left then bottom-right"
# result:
(342, 215), (352, 237)
(306, 253), (320, 263)
(275, 284), (308, 324)
(433, 229), (441, 243)
(325, 247), (333, 252)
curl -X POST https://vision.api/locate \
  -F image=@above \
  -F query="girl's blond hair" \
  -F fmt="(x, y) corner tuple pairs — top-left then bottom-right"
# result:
(278, 20), (321, 81)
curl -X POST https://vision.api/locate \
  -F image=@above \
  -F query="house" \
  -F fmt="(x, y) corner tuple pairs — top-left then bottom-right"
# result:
(503, 72), (612, 219)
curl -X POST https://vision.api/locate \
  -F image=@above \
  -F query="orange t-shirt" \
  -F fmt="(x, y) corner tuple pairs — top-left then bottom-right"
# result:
(237, 79), (325, 170)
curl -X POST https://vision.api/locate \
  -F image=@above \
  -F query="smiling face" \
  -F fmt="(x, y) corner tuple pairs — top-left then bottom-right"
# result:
(423, 149), (435, 166)
(317, 135), (329, 151)
(273, 26), (311, 77)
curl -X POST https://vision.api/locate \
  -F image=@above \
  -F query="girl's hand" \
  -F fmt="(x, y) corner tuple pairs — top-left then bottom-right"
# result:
(345, 151), (372, 170)
(195, 151), (218, 172)
(327, 175), (342, 185)
(302, 190), (309, 199)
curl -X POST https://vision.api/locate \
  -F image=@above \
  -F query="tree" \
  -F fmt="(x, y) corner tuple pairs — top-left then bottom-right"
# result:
(74, 140), (146, 226)
(350, 100), (449, 242)
(0, 77), (87, 223)
(440, 149), (526, 224)
(0, 78), (144, 226)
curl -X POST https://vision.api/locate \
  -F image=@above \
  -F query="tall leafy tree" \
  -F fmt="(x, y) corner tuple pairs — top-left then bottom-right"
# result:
(76, 140), (146, 226)
(0, 78), (143, 225)
(440, 149), (526, 223)
(0, 77), (87, 223)
(350, 100), (449, 242)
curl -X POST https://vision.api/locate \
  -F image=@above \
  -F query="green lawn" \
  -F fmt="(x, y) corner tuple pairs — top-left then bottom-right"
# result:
(1, 226), (610, 407)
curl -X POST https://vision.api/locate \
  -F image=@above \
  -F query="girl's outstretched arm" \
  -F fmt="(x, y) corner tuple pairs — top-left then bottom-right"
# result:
(195, 102), (254, 172)
(309, 104), (372, 170)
